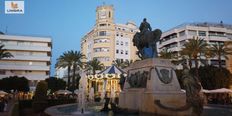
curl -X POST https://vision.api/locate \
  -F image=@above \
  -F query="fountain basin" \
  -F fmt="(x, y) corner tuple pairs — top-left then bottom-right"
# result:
(45, 102), (107, 116)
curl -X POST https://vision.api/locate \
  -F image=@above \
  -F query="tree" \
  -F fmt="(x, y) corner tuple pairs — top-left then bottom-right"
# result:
(0, 76), (29, 92)
(87, 58), (104, 75)
(56, 51), (73, 89)
(0, 44), (13, 60)
(69, 51), (85, 89)
(32, 81), (48, 113)
(113, 59), (134, 69)
(210, 43), (232, 68)
(159, 48), (174, 59)
(198, 65), (232, 89)
(56, 50), (85, 90)
(113, 59), (124, 68)
(123, 59), (133, 68)
(180, 37), (208, 80)
(45, 77), (66, 93)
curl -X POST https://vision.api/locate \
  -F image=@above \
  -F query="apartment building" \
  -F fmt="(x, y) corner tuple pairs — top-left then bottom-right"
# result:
(158, 22), (232, 67)
(81, 5), (139, 67)
(0, 34), (52, 86)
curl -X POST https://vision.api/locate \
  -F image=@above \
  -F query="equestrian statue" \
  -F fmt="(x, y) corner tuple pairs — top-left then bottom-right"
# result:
(133, 18), (162, 59)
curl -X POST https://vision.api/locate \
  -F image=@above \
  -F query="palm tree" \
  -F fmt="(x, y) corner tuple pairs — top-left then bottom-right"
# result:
(56, 50), (85, 89)
(180, 37), (208, 79)
(113, 59), (125, 68)
(210, 43), (232, 68)
(159, 48), (175, 59)
(56, 52), (73, 88)
(123, 60), (133, 68)
(86, 58), (104, 75)
(0, 44), (13, 60)
(69, 51), (85, 88)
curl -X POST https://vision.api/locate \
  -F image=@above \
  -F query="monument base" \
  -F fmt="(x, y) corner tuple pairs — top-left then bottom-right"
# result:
(119, 58), (192, 115)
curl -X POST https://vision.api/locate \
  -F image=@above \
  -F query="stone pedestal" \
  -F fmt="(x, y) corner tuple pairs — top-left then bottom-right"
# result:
(119, 58), (191, 115)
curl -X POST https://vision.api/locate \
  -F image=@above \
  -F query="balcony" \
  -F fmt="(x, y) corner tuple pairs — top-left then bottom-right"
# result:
(4, 55), (50, 61)
(168, 47), (179, 52)
(93, 43), (110, 48)
(93, 52), (110, 57)
(0, 64), (50, 71)
(5, 45), (51, 52)
(208, 36), (229, 42)
(160, 37), (178, 46)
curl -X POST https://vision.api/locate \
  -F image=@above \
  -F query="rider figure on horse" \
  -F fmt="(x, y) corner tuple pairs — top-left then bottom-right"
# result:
(133, 18), (161, 59)
(139, 18), (152, 36)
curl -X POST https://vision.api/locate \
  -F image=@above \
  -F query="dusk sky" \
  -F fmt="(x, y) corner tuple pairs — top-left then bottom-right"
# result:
(1, 0), (232, 75)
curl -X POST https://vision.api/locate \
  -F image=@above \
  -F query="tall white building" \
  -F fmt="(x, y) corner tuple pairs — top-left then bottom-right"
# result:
(0, 34), (52, 85)
(158, 22), (232, 67)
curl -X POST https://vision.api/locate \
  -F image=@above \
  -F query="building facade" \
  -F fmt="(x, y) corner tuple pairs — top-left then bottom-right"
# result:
(0, 34), (52, 85)
(226, 41), (232, 73)
(81, 5), (139, 67)
(158, 22), (232, 68)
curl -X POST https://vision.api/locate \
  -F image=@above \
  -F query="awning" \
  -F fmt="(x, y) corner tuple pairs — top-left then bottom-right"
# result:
(55, 90), (72, 95)
(98, 65), (125, 74)
(203, 88), (232, 93)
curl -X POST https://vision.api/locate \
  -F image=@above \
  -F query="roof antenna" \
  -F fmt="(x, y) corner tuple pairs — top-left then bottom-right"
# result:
(220, 21), (224, 27)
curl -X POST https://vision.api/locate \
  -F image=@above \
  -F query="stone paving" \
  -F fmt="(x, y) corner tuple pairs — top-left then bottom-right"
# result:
(0, 99), (15, 116)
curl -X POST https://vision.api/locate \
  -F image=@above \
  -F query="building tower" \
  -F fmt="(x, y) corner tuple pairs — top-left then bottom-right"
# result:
(81, 5), (138, 67)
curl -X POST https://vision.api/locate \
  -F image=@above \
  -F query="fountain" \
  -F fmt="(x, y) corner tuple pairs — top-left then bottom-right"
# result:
(72, 70), (92, 115)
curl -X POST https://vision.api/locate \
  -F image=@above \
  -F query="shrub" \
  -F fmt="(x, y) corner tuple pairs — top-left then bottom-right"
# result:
(198, 65), (232, 90)
(32, 81), (48, 113)
(176, 66), (232, 90)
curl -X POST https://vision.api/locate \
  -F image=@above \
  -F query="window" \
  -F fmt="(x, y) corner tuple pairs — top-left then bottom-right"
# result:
(94, 39), (109, 43)
(121, 50), (123, 54)
(125, 42), (128, 46)
(188, 30), (197, 36)
(99, 31), (107, 36)
(116, 33), (119, 36)
(0, 70), (6, 75)
(121, 41), (123, 45)
(121, 34), (123, 37)
(180, 40), (186, 46)
(29, 52), (33, 56)
(109, 11), (111, 18)
(116, 49), (119, 54)
(131, 30), (134, 32)
(95, 57), (110, 62)
(198, 31), (206, 36)
(1, 40), (7, 44)
(125, 50), (128, 55)
(99, 23), (107, 27)
(179, 31), (185, 37)
(17, 41), (24, 46)
(94, 47), (109, 52)
(116, 40), (119, 45)
(227, 33), (232, 39)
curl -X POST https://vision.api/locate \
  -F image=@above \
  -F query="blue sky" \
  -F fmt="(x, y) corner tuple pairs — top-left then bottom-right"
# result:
(1, 0), (232, 75)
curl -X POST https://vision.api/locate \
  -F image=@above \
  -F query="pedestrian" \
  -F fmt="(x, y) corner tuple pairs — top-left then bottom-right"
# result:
(0, 97), (5, 112)
(3, 98), (7, 112)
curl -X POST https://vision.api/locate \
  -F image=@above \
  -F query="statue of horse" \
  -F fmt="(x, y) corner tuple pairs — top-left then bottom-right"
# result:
(133, 29), (162, 59)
